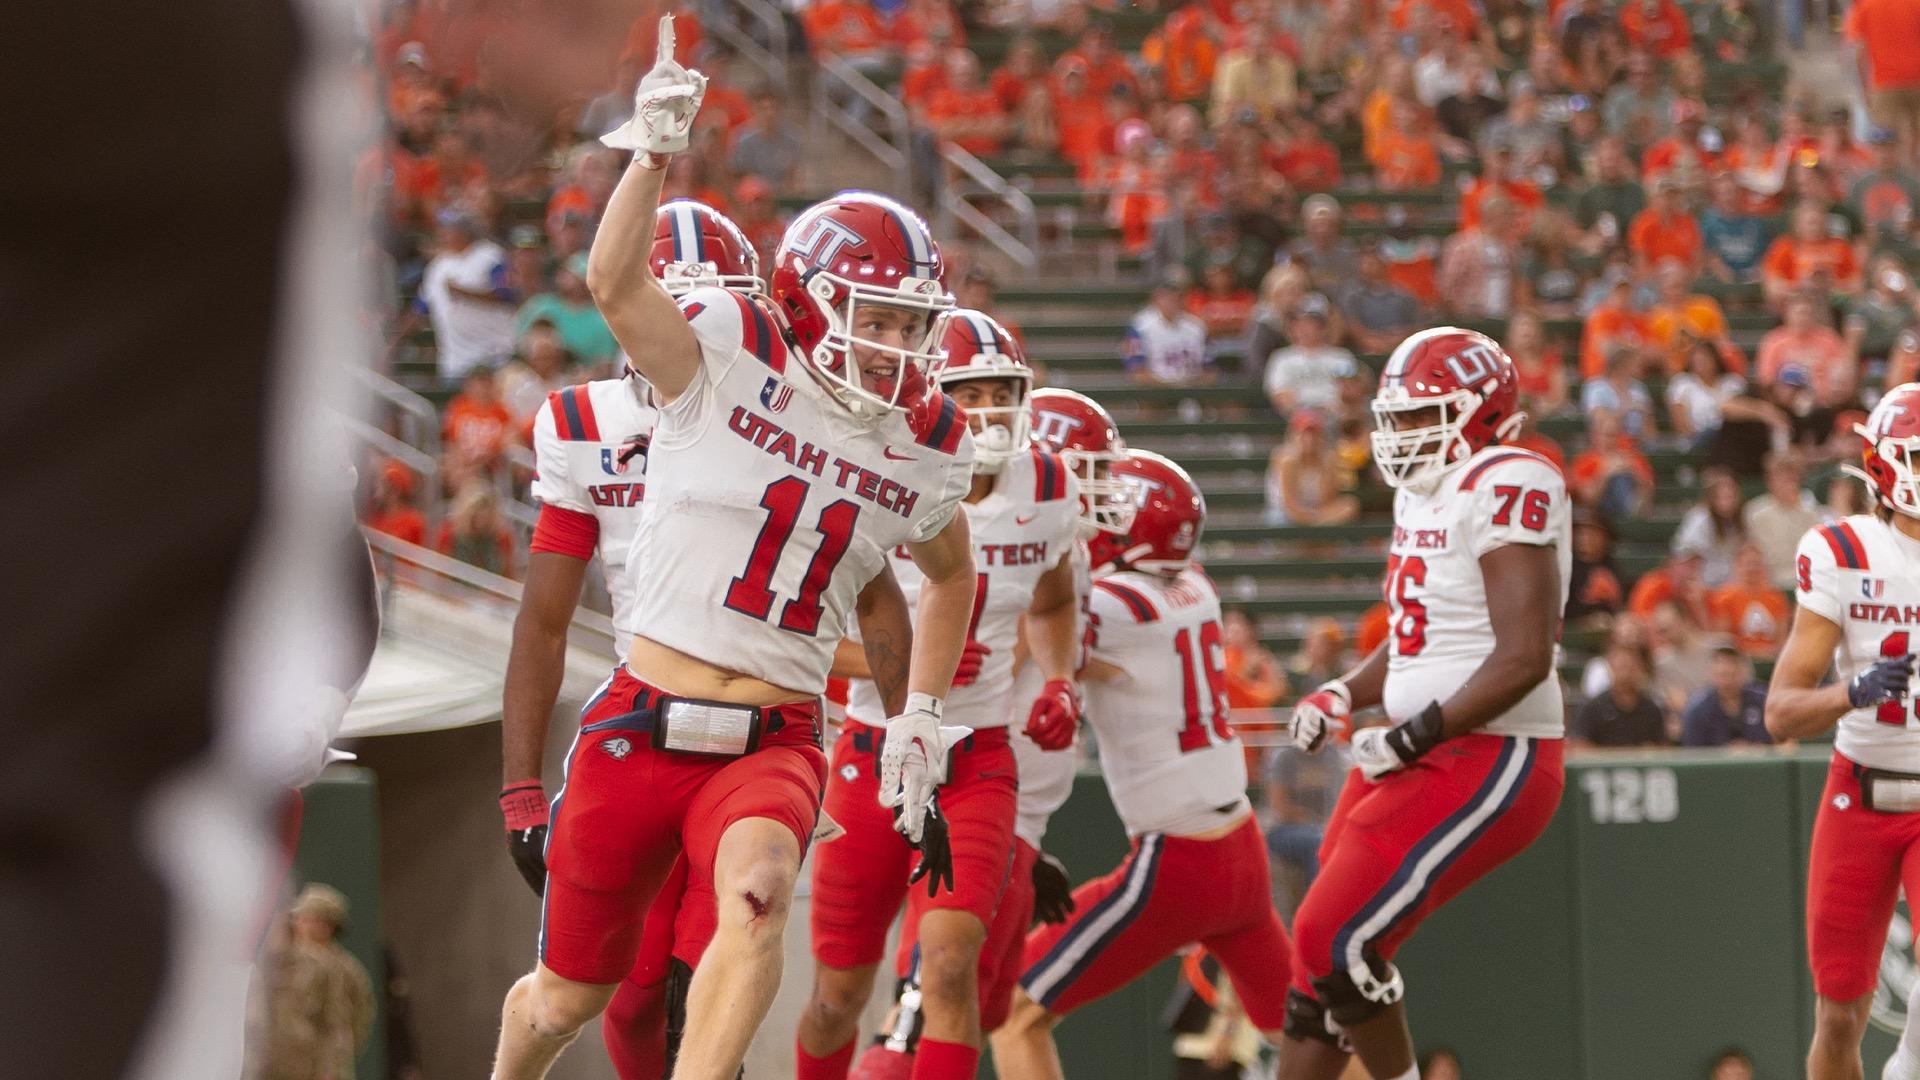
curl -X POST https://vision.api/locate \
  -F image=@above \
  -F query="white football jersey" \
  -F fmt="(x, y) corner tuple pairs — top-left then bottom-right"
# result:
(530, 378), (658, 657)
(623, 287), (974, 694)
(1794, 514), (1920, 771)
(848, 447), (1081, 730)
(1008, 539), (1094, 847)
(1082, 566), (1250, 838)
(1383, 444), (1571, 739)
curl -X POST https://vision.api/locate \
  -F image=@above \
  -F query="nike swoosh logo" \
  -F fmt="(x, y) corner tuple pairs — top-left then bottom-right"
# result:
(883, 446), (914, 461)
(1015, 513), (1038, 525)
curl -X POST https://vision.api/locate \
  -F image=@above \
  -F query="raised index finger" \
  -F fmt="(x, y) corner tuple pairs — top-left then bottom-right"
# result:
(657, 14), (676, 66)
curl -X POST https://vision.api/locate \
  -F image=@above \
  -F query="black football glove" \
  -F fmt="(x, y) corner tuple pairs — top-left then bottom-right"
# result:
(906, 793), (955, 898)
(500, 780), (550, 897)
(1851, 654), (1915, 709)
(1030, 850), (1076, 925)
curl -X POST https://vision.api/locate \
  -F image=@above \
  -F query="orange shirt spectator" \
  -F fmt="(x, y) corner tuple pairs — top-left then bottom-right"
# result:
(1572, 433), (1656, 497)
(804, 0), (888, 56)
(1642, 135), (1722, 189)
(1388, 0), (1478, 35)
(621, 7), (702, 68)
(1647, 295), (1737, 373)
(1186, 271), (1255, 338)
(365, 506), (426, 547)
(1761, 233), (1861, 294)
(888, 0), (966, 51)
(1461, 177), (1544, 231)
(1057, 26), (1139, 99)
(1052, 67), (1111, 176)
(1755, 302), (1857, 406)
(1274, 126), (1342, 192)
(1580, 289), (1653, 379)
(1846, 0), (1920, 92)
(443, 376), (514, 472)
(1369, 126), (1442, 190)
(900, 47), (949, 106)
(1382, 237), (1441, 308)
(1619, 0), (1692, 59)
(1102, 123), (1168, 253)
(923, 56), (1008, 156)
(1628, 205), (1703, 271)
(1355, 602), (1392, 657)
(1142, 5), (1219, 104)
(1708, 582), (1789, 657)
(1626, 559), (1710, 626)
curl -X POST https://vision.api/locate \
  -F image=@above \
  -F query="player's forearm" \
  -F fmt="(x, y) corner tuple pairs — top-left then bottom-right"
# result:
(830, 638), (873, 680)
(586, 155), (684, 370)
(907, 571), (974, 701)
(1024, 603), (1080, 683)
(858, 615), (914, 719)
(502, 616), (570, 784)
(1434, 638), (1557, 737)
(1763, 682), (1853, 741)
(1338, 641), (1390, 711)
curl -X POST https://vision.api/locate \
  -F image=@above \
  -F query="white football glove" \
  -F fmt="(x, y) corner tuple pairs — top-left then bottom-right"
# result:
(602, 15), (708, 156)
(1289, 680), (1350, 754)
(1349, 726), (1406, 781)
(878, 693), (972, 843)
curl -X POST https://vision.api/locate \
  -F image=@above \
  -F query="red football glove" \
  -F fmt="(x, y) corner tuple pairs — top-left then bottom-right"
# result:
(951, 640), (991, 687)
(500, 780), (551, 897)
(904, 386), (953, 442)
(1024, 679), (1080, 750)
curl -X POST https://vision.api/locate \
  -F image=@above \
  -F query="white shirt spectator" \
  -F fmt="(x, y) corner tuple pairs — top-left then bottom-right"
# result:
(1581, 377), (1654, 437)
(1263, 344), (1359, 412)
(1744, 489), (1825, 591)
(1123, 307), (1211, 384)
(1665, 371), (1746, 434)
(419, 239), (517, 379)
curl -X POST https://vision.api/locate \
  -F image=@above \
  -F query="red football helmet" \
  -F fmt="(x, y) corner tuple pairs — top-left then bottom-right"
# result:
(1848, 382), (1920, 518)
(1370, 326), (1523, 490)
(651, 200), (763, 297)
(935, 309), (1031, 474)
(770, 191), (953, 420)
(1089, 449), (1206, 576)
(1029, 387), (1135, 537)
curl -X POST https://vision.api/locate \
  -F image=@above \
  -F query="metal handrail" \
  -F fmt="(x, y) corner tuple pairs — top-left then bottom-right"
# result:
(349, 364), (442, 461)
(939, 143), (1039, 272)
(706, 4), (785, 93)
(363, 529), (615, 647)
(342, 414), (444, 529)
(731, 0), (790, 62)
(812, 52), (911, 194)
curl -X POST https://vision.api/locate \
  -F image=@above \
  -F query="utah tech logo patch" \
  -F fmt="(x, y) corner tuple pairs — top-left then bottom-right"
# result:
(601, 737), (633, 761)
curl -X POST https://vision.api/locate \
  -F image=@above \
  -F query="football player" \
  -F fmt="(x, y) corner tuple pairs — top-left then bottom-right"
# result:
(993, 450), (1295, 1080)
(798, 311), (1084, 1080)
(499, 200), (912, 1080)
(1278, 328), (1569, 1080)
(492, 23), (978, 1080)
(1765, 383), (1920, 1080)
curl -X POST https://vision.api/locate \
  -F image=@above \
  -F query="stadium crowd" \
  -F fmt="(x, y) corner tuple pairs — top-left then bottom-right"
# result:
(358, 0), (1919, 760)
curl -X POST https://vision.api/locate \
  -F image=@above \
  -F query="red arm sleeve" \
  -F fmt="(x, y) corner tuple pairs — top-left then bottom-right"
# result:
(530, 503), (599, 560)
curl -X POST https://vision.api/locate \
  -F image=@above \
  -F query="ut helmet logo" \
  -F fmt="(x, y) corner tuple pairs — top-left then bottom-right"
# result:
(1869, 401), (1911, 439)
(1032, 410), (1085, 446)
(1444, 343), (1501, 388)
(786, 212), (862, 268)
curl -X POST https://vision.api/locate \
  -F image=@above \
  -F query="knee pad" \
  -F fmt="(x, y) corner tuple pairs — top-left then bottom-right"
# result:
(1282, 988), (1352, 1052)
(1311, 952), (1404, 1027)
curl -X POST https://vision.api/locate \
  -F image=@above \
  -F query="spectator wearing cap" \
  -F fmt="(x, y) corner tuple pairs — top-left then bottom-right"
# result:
(1338, 249), (1424, 355)
(1209, 25), (1296, 127)
(1479, 74), (1564, 177)
(1672, 466), (1749, 587)
(1845, 0), (1920, 167)
(1285, 195), (1360, 295)
(1582, 343), (1656, 438)
(1187, 260), (1256, 339)
(1575, 137), (1648, 253)
(1642, 99), (1721, 194)
(363, 462), (427, 547)
(1573, 408), (1656, 519)
(1263, 295), (1359, 415)
(1567, 509), (1626, 624)
(1437, 193), (1524, 318)
(1379, 205), (1442, 309)
(1681, 646), (1772, 746)
(1124, 272), (1213, 386)
(1646, 259), (1734, 371)
(1619, 0), (1692, 58)
(1265, 408), (1361, 527)
(1761, 201), (1863, 305)
(1699, 172), (1773, 283)
(1756, 290), (1858, 408)
(1461, 143), (1544, 232)
(417, 208), (516, 380)
(503, 226), (550, 303)
(1369, 97), (1445, 191)
(729, 86), (804, 189)
(1707, 543), (1789, 657)
(1603, 50), (1675, 144)
(1579, 272), (1652, 380)
(921, 50), (1011, 158)
(1141, 3), (1219, 105)
(1506, 313), (1571, 415)
(1743, 450), (1823, 590)
(1629, 545), (1711, 625)
(1059, 21), (1139, 99)
(248, 884), (374, 1080)
(1849, 127), (1920, 237)
(515, 252), (618, 368)
(1572, 643), (1671, 747)
(1437, 52), (1507, 142)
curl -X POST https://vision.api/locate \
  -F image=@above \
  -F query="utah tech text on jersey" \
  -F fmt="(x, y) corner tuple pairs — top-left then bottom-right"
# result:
(726, 404), (925, 519)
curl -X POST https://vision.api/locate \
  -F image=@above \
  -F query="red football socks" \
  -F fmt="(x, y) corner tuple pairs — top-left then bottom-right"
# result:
(795, 1036), (857, 1080)
(910, 1038), (980, 1080)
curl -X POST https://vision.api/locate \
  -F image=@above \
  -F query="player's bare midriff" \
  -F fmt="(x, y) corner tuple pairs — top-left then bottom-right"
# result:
(1179, 807), (1252, 842)
(626, 636), (816, 707)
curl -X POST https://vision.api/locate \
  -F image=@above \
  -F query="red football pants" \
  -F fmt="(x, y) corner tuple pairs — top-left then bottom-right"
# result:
(893, 837), (1040, 1033)
(1019, 816), (1292, 1030)
(1808, 751), (1920, 999)
(1289, 734), (1564, 997)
